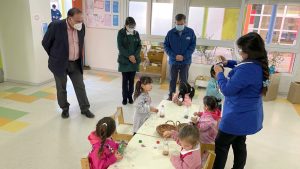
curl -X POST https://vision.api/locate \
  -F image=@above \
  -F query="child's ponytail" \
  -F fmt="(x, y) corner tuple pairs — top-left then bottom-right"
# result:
(134, 80), (142, 101)
(95, 117), (116, 156)
(98, 123), (108, 156)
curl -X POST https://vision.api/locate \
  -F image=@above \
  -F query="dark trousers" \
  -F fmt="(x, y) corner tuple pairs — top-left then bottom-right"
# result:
(122, 72), (136, 100)
(54, 60), (90, 112)
(169, 64), (190, 96)
(213, 130), (247, 169)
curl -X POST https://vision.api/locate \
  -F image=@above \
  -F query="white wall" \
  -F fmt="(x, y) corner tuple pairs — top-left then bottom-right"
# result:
(0, 0), (53, 84)
(85, 28), (119, 71)
(83, 0), (125, 71)
(0, 0), (35, 83)
(83, 0), (300, 94)
(29, 0), (53, 84)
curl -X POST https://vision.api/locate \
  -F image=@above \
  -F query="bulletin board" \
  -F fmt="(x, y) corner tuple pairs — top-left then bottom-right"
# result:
(85, 0), (120, 29)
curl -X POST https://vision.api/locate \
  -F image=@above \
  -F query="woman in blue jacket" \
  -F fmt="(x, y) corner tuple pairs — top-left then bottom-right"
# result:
(213, 32), (270, 169)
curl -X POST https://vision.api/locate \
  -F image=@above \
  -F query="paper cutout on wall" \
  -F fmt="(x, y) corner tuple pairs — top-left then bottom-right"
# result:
(113, 15), (119, 26)
(85, 0), (119, 29)
(113, 1), (119, 13)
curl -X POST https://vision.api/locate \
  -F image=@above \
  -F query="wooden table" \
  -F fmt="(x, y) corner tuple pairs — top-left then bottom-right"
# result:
(137, 100), (200, 137)
(109, 100), (201, 169)
(109, 133), (181, 169)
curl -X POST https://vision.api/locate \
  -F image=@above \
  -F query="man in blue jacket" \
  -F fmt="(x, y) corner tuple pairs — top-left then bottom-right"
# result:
(164, 14), (196, 100)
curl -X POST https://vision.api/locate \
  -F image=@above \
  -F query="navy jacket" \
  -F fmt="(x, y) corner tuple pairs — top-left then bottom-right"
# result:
(217, 60), (264, 135)
(51, 9), (62, 21)
(42, 19), (85, 76)
(164, 27), (196, 65)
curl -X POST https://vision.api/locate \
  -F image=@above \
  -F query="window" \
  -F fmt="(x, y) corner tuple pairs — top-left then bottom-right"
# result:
(188, 7), (240, 41)
(244, 4), (300, 45)
(268, 52), (295, 73)
(188, 7), (205, 38)
(129, 1), (147, 34)
(192, 46), (234, 65)
(128, 0), (174, 36)
(151, 0), (174, 36)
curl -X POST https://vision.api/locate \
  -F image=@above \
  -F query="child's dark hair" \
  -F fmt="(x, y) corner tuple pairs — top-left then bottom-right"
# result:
(210, 65), (224, 78)
(178, 82), (195, 100)
(134, 76), (153, 100)
(237, 32), (269, 96)
(203, 96), (219, 111)
(178, 125), (199, 147)
(95, 117), (116, 156)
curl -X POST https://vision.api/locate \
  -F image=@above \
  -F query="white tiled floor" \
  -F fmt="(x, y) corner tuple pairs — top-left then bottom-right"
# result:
(0, 71), (300, 169)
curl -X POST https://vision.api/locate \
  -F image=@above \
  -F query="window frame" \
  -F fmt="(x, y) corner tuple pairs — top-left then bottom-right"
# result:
(126, 0), (175, 41)
(125, 0), (300, 75)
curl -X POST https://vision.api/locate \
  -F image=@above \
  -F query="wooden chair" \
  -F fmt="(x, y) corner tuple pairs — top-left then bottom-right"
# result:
(111, 107), (133, 142)
(200, 143), (215, 154)
(202, 151), (216, 169)
(81, 157), (90, 169)
(80, 107), (132, 169)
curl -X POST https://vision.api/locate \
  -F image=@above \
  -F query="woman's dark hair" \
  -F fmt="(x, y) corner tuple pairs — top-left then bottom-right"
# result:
(203, 96), (219, 111)
(175, 14), (186, 21)
(210, 65), (224, 78)
(178, 82), (195, 100)
(67, 8), (82, 18)
(178, 125), (199, 147)
(134, 76), (153, 100)
(52, 4), (56, 8)
(125, 17), (136, 27)
(95, 117), (116, 156)
(237, 32), (269, 96)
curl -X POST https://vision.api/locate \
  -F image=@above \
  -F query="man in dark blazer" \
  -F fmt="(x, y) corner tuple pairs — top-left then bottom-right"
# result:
(42, 8), (94, 119)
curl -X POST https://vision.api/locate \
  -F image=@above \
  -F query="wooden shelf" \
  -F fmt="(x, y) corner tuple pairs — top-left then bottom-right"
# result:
(139, 50), (167, 83)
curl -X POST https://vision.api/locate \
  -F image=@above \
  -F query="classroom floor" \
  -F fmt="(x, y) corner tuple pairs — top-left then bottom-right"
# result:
(0, 70), (299, 169)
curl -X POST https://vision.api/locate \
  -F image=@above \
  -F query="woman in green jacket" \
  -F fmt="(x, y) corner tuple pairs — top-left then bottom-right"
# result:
(117, 17), (141, 105)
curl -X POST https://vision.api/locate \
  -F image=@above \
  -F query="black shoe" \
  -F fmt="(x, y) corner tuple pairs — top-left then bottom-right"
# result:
(122, 99), (127, 105)
(81, 110), (95, 118)
(167, 95), (172, 101)
(61, 109), (69, 119)
(128, 97), (133, 104)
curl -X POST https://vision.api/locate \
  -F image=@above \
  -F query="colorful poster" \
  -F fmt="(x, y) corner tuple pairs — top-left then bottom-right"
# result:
(113, 15), (119, 26)
(94, 0), (104, 14)
(113, 1), (119, 13)
(105, 0), (110, 12)
(104, 14), (112, 26)
(86, 14), (97, 27)
(85, 0), (119, 28)
(85, 0), (94, 14)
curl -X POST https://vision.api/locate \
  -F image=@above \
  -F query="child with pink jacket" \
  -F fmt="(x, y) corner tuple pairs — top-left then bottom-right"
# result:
(192, 96), (219, 144)
(164, 125), (202, 169)
(88, 117), (123, 169)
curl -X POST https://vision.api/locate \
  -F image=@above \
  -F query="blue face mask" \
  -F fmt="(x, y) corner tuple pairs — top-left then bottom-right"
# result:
(175, 25), (185, 31)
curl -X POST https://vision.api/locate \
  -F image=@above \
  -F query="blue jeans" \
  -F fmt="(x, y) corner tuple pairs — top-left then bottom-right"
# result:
(169, 64), (190, 97)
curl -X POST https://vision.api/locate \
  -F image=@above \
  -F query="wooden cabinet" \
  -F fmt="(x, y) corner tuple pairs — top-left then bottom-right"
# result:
(139, 50), (167, 83)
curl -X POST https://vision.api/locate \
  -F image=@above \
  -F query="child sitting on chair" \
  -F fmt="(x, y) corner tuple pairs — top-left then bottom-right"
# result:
(206, 65), (224, 110)
(164, 125), (201, 169)
(192, 96), (219, 144)
(88, 117), (123, 169)
(172, 82), (195, 107)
